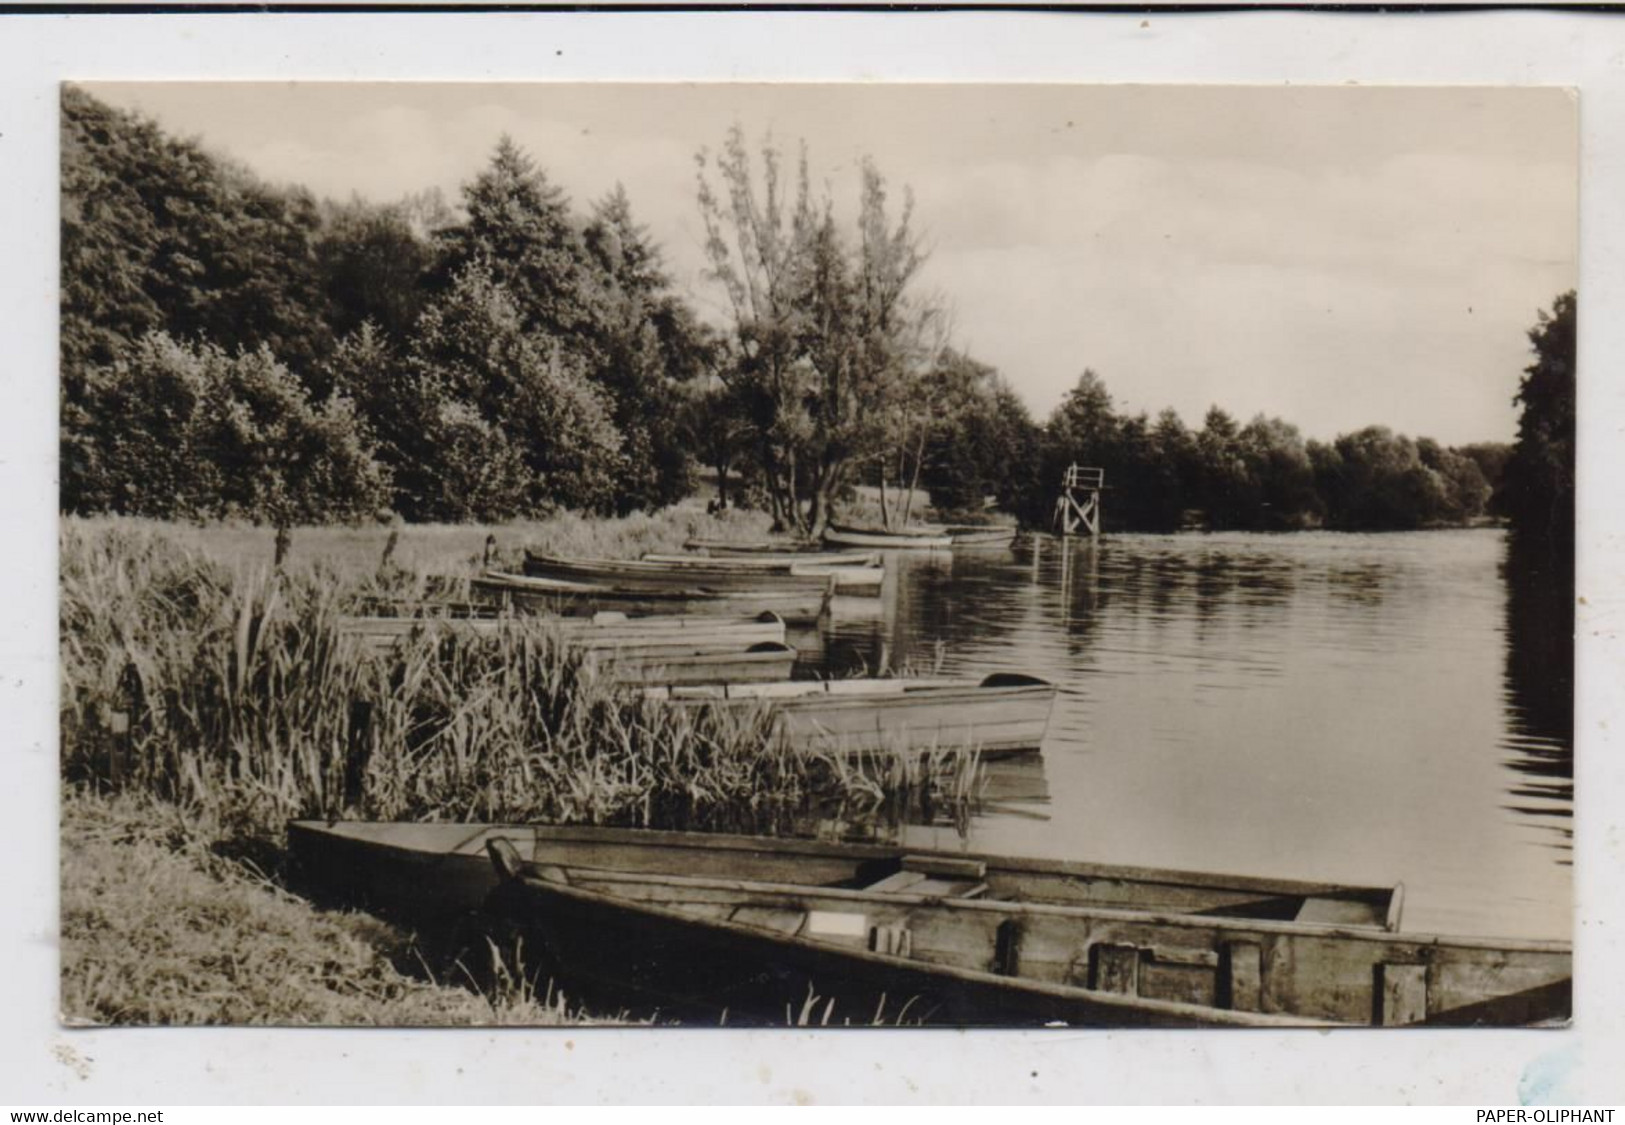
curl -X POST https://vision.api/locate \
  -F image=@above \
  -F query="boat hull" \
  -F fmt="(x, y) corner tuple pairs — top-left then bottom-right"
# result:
(639, 554), (883, 594)
(286, 818), (1567, 1028)
(588, 641), (797, 686)
(472, 572), (829, 623)
(485, 871), (1308, 1027)
(685, 539), (861, 561)
(287, 821), (1401, 928)
(485, 864), (1569, 1028)
(647, 674), (1059, 759)
(822, 528), (953, 550)
(524, 552), (837, 596)
(337, 613), (790, 664)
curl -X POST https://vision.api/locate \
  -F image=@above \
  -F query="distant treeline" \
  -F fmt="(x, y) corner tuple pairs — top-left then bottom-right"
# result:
(60, 85), (1574, 544)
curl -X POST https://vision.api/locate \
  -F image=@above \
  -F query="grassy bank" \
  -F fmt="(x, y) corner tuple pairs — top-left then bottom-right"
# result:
(75, 502), (775, 576)
(59, 509), (983, 1025)
(61, 788), (610, 1026)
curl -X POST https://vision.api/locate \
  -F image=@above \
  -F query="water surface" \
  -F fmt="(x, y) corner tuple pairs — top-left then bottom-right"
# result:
(814, 530), (1571, 942)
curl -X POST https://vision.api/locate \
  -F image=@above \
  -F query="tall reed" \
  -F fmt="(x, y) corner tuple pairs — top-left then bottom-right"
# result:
(60, 519), (980, 848)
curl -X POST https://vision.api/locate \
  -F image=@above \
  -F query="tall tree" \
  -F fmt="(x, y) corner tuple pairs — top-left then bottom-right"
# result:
(696, 129), (935, 534)
(404, 266), (624, 520)
(1502, 291), (1577, 557)
(431, 137), (589, 341)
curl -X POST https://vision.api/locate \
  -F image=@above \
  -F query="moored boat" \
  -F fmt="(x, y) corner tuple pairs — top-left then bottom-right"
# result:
(644, 672), (1058, 759)
(594, 641), (797, 686)
(335, 613), (798, 685)
(640, 552), (882, 594)
(286, 821), (1566, 1027)
(471, 571), (830, 623)
(475, 837), (1569, 1027)
(684, 538), (855, 560)
(338, 609), (789, 656)
(524, 552), (840, 596)
(822, 523), (953, 550)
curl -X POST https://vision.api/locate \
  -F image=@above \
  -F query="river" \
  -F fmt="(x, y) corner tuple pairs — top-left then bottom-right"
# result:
(811, 529), (1572, 943)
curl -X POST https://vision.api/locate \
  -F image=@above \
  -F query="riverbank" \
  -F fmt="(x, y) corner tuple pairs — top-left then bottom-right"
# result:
(61, 787), (608, 1026)
(58, 509), (983, 1025)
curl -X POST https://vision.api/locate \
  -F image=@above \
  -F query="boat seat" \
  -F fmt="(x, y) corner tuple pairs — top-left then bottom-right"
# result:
(1295, 896), (1385, 928)
(864, 868), (988, 899)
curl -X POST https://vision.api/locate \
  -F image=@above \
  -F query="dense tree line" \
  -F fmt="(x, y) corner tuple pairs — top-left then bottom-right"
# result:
(61, 87), (707, 524)
(1007, 367), (1510, 533)
(61, 86), (1562, 539)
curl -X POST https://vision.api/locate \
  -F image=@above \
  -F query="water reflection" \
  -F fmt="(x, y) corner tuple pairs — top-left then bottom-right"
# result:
(1500, 540), (1575, 863)
(810, 529), (1571, 941)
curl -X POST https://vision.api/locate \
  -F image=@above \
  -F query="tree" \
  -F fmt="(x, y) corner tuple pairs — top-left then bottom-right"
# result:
(404, 267), (623, 520)
(1238, 415), (1321, 530)
(72, 332), (387, 523)
(1194, 406), (1256, 529)
(61, 86), (339, 510)
(696, 129), (936, 534)
(316, 196), (437, 345)
(579, 185), (709, 511)
(431, 137), (590, 341)
(1502, 291), (1576, 556)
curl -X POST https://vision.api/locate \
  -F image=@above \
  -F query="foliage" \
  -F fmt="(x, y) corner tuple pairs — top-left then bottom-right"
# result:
(696, 129), (939, 534)
(1501, 291), (1576, 556)
(61, 86), (337, 512)
(1035, 369), (1499, 533)
(918, 351), (1042, 516)
(70, 332), (388, 523)
(62, 93), (709, 524)
(401, 266), (624, 520)
(315, 195), (441, 346)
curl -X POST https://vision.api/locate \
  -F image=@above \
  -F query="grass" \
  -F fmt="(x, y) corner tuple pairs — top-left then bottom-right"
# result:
(61, 788), (616, 1026)
(59, 509), (986, 1025)
(75, 501), (776, 576)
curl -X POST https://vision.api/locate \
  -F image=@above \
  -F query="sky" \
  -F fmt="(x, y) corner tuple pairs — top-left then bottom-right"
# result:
(83, 82), (1578, 445)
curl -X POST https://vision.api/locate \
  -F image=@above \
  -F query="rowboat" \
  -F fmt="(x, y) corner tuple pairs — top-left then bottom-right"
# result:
(644, 673), (1058, 759)
(337, 610), (789, 656)
(640, 553), (883, 594)
(479, 837), (1570, 1028)
(684, 538), (857, 561)
(643, 550), (880, 569)
(335, 613), (797, 685)
(524, 552), (840, 596)
(285, 822), (1567, 1026)
(597, 641), (797, 686)
(947, 526), (1019, 549)
(471, 571), (830, 624)
(823, 523), (953, 550)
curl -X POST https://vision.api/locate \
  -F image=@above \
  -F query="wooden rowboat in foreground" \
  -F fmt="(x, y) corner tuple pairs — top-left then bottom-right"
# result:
(479, 838), (1569, 1027)
(644, 673), (1058, 759)
(286, 821), (1568, 1027)
(471, 571), (830, 623)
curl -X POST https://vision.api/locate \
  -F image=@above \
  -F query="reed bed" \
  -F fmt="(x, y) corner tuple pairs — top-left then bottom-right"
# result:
(60, 516), (981, 850)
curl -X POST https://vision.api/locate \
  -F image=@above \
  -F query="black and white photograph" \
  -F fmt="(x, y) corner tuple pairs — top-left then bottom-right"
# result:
(56, 80), (1576, 1032)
